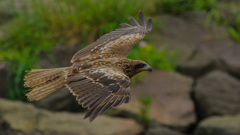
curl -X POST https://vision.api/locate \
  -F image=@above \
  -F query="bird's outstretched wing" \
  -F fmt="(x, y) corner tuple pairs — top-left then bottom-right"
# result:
(65, 67), (131, 121)
(71, 11), (152, 63)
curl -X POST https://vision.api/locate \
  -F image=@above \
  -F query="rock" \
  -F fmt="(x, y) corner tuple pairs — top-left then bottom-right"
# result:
(0, 115), (23, 135)
(193, 115), (240, 135)
(194, 70), (240, 118)
(178, 38), (235, 77)
(221, 45), (240, 78)
(150, 11), (228, 63)
(146, 126), (185, 135)
(0, 63), (8, 98)
(149, 11), (240, 77)
(0, 98), (142, 135)
(118, 70), (196, 130)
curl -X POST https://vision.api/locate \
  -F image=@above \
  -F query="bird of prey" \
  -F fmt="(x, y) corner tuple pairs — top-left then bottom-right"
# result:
(24, 11), (152, 121)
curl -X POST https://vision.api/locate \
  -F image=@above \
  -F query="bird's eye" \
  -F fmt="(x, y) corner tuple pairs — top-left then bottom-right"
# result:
(139, 63), (145, 68)
(134, 63), (146, 69)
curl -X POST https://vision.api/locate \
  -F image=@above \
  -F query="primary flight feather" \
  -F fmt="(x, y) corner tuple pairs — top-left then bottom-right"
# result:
(24, 11), (153, 122)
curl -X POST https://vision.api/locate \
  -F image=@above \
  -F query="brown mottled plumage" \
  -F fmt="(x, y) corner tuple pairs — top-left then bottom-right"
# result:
(24, 11), (152, 122)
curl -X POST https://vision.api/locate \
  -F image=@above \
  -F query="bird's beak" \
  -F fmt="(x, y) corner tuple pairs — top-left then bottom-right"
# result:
(143, 65), (152, 72)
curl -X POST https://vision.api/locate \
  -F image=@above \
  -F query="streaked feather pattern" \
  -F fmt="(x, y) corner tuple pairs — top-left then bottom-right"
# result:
(71, 11), (152, 62)
(25, 68), (66, 101)
(24, 68), (65, 87)
(66, 67), (130, 121)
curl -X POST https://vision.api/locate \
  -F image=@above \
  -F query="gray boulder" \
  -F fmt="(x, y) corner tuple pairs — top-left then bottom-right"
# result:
(194, 115), (240, 135)
(149, 11), (240, 77)
(221, 45), (240, 78)
(0, 115), (22, 135)
(146, 126), (185, 135)
(150, 11), (228, 63)
(0, 98), (142, 135)
(118, 70), (196, 130)
(194, 70), (240, 118)
(178, 38), (235, 77)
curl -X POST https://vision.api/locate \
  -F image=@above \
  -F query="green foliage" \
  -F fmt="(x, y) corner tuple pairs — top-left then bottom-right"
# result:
(0, 18), (54, 101)
(14, 0), (158, 42)
(206, 8), (223, 25)
(158, 0), (217, 14)
(228, 14), (240, 42)
(137, 92), (153, 127)
(128, 42), (178, 71)
(228, 26), (240, 42)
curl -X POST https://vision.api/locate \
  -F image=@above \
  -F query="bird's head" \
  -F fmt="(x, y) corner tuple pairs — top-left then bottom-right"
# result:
(134, 61), (152, 73)
(124, 60), (152, 78)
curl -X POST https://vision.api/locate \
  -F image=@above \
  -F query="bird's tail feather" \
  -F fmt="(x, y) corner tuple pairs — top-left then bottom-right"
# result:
(24, 68), (66, 101)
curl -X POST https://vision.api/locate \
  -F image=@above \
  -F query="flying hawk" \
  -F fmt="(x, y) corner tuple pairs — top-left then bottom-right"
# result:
(24, 11), (152, 121)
